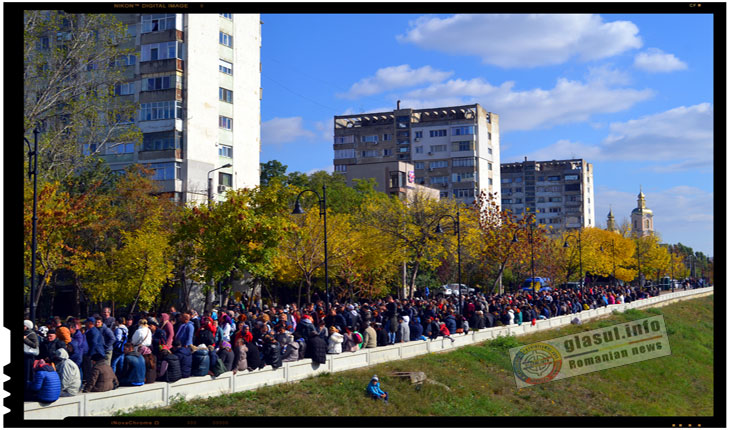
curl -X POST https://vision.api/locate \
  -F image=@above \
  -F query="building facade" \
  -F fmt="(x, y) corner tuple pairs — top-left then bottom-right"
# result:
(500, 158), (595, 229)
(631, 187), (654, 237)
(344, 160), (440, 201)
(333, 104), (500, 204)
(102, 13), (262, 203)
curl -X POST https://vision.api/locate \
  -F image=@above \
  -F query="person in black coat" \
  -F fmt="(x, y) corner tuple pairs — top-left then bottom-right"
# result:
(157, 348), (181, 383)
(191, 344), (210, 376)
(262, 335), (282, 369)
(172, 340), (192, 378)
(40, 330), (66, 362)
(244, 341), (264, 371)
(375, 324), (389, 346)
(305, 331), (327, 364)
(217, 341), (235, 371)
(409, 317), (424, 340)
(484, 312), (496, 328)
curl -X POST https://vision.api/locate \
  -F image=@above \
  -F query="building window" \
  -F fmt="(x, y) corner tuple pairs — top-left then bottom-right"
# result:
(488, 147), (492, 155)
(219, 87), (233, 103)
(501, 178), (512, 183)
(397, 131), (410, 139)
(143, 131), (180, 151)
(141, 75), (176, 91)
(539, 218), (546, 224)
(488, 132), (492, 140)
(587, 197), (590, 203)
(515, 198), (522, 204)
(415, 131), (423, 139)
(383, 133), (392, 141)
(38, 36), (50, 50)
(548, 176), (560, 181)
(106, 142), (136, 154)
(82, 143), (97, 156)
(565, 174), (579, 181)
(219, 145), (233, 158)
(454, 188), (475, 198)
(361, 150), (380, 157)
(548, 197), (562, 202)
(452, 157), (474, 167)
(334, 135), (354, 144)
(429, 144), (447, 153)
(114, 82), (135, 96)
(398, 146), (409, 153)
(452, 171), (475, 182)
(502, 199), (512, 204)
(146, 162), (180, 181)
(141, 14), (178, 33)
(538, 197), (545, 203)
(361, 135), (378, 143)
(430, 160), (448, 169)
(396, 115), (410, 128)
(415, 146), (423, 154)
(219, 59), (233, 75)
(219, 32), (233, 47)
(429, 129), (447, 137)
(334, 149), (355, 159)
(453, 141), (473, 152)
(141, 41), (183, 62)
(219, 116), (232, 130)
(549, 207), (562, 213)
(451, 126), (474, 136)
(113, 54), (137, 67)
(488, 178), (493, 185)
(220, 13), (233, 19)
(514, 177), (523, 183)
(334, 164), (347, 172)
(219, 172), (233, 187)
(383, 149), (392, 156)
(414, 162), (425, 169)
(488, 162), (492, 171)
(430, 176), (448, 185)
(515, 187), (522, 192)
(140, 101), (182, 121)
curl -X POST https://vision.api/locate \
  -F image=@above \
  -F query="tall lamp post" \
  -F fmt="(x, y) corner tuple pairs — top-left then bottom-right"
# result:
(669, 245), (675, 292)
(207, 163), (232, 309)
(563, 228), (584, 287)
(25, 128), (40, 326)
(512, 213), (537, 292)
(435, 205), (462, 315)
(292, 184), (330, 311)
(600, 239), (616, 287)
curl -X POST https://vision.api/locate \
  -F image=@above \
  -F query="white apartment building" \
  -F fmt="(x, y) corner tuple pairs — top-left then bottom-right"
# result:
(333, 103), (500, 204)
(102, 13), (262, 203)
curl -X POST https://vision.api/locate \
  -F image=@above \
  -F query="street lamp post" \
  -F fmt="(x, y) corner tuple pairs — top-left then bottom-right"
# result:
(292, 184), (330, 311)
(669, 245), (675, 292)
(25, 128), (40, 326)
(563, 228), (583, 287)
(512, 213), (537, 293)
(207, 163), (233, 208)
(435, 205), (461, 316)
(206, 163), (232, 309)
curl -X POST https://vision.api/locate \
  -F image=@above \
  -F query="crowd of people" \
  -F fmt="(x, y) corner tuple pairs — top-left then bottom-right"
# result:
(23, 282), (679, 404)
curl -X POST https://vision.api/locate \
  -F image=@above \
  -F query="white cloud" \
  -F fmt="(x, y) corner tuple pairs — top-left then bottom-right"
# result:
(595, 186), (713, 255)
(261, 117), (315, 145)
(520, 103), (713, 169)
(400, 76), (653, 131)
(307, 165), (334, 175)
(634, 48), (688, 73)
(339, 65), (453, 99)
(397, 14), (642, 68)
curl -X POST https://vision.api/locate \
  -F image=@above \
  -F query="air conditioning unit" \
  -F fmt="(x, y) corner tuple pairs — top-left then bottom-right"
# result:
(218, 185), (228, 193)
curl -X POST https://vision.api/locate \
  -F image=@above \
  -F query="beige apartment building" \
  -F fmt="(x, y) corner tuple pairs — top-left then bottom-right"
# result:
(500, 158), (595, 229)
(333, 103), (500, 204)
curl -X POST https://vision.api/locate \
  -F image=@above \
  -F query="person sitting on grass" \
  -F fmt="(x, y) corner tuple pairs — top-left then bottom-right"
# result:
(366, 374), (388, 403)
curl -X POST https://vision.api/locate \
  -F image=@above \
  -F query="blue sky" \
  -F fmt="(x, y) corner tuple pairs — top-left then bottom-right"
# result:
(258, 13), (714, 256)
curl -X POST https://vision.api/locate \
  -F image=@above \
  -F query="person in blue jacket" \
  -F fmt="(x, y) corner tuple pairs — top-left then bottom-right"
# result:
(444, 313), (457, 335)
(174, 313), (194, 347)
(366, 375), (388, 403)
(85, 317), (105, 359)
(191, 344), (210, 376)
(97, 317), (116, 363)
(117, 343), (145, 386)
(28, 359), (61, 404)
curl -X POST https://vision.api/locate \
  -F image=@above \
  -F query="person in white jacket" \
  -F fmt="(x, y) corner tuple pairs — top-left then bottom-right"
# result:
(327, 326), (344, 354)
(130, 319), (152, 349)
(54, 348), (81, 396)
(507, 308), (515, 325)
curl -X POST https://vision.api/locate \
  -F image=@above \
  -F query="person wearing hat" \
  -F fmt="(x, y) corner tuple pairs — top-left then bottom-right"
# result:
(24, 320), (40, 386)
(53, 348), (81, 397)
(83, 353), (119, 393)
(40, 328), (66, 363)
(366, 375), (388, 403)
(191, 343), (211, 376)
(27, 359), (61, 403)
(326, 326), (343, 354)
(217, 340), (235, 371)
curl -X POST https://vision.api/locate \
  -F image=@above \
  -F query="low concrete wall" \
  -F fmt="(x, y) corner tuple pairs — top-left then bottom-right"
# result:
(24, 287), (713, 419)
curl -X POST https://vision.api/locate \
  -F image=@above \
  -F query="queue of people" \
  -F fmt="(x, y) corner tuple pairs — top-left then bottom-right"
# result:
(24, 283), (665, 404)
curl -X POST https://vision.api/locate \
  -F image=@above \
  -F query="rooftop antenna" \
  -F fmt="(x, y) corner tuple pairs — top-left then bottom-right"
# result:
(397, 100), (401, 110)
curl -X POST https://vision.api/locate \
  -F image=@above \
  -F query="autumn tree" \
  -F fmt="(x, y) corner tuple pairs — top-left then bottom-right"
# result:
(24, 11), (141, 182)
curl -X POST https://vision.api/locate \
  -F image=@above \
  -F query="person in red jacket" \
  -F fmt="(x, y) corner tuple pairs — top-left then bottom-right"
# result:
(439, 322), (455, 343)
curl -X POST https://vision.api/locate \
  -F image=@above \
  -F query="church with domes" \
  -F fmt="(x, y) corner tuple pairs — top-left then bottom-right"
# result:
(606, 187), (654, 236)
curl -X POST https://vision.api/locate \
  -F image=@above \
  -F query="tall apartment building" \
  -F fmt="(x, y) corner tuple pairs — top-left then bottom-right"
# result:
(101, 13), (262, 203)
(333, 104), (500, 203)
(500, 158), (595, 229)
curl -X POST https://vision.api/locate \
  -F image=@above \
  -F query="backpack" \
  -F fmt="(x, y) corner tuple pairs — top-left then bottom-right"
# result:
(353, 332), (363, 344)
(113, 328), (127, 354)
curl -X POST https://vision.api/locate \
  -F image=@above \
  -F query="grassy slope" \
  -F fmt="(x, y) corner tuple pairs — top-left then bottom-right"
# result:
(124, 296), (714, 417)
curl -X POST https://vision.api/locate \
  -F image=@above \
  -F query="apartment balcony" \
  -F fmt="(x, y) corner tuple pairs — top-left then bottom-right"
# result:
(139, 58), (184, 75)
(138, 149), (182, 161)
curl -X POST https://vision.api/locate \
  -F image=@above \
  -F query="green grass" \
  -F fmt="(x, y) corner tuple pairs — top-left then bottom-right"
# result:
(123, 295), (714, 417)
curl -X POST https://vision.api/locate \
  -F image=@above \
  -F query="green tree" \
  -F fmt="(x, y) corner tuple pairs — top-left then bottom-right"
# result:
(260, 160), (288, 187)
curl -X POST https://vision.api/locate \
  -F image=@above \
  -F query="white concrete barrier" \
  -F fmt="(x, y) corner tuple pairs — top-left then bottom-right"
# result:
(24, 287), (713, 419)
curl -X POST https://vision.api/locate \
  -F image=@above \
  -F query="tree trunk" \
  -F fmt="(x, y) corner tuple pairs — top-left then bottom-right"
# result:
(306, 278), (312, 304)
(128, 263), (150, 315)
(297, 279), (303, 308)
(408, 261), (420, 299)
